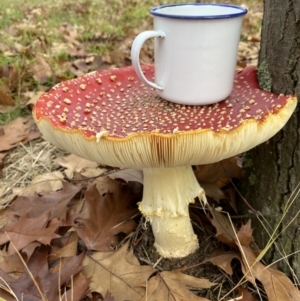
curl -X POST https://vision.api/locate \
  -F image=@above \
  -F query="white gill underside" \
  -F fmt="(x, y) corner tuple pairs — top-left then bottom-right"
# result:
(139, 166), (207, 258)
(36, 96), (296, 169)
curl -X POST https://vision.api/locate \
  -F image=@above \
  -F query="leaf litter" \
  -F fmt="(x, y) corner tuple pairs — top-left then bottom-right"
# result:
(1, 1), (300, 300)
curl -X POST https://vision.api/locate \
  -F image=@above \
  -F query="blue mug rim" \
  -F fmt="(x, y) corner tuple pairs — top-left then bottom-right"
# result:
(150, 3), (248, 19)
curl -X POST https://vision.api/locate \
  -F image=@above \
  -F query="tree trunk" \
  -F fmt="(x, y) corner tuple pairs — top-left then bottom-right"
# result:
(241, 0), (300, 277)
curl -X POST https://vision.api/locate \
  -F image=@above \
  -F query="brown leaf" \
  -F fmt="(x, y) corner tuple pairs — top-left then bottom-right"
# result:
(75, 183), (138, 251)
(0, 117), (40, 151)
(70, 55), (103, 77)
(237, 287), (256, 301)
(200, 183), (226, 202)
(237, 220), (254, 247)
(103, 291), (116, 301)
(21, 117), (41, 144)
(109, 168), (143, 184)
(83, 242), (155, 301)
(54, 154), (98, 179)
(0, 152), (7, 171)
(24, 91), (45, 106)
(93, 176), (122, 195)
(0, 88), (14, 106)
(239, 246), (300, 301)
(0, 65), (20, 106)
(195, 157), (243, 188)
(31, 53), (53, 84)
(0, 250), (24, 274)
(203, 249), (241, 276)
(52, 231), (78, 257)
(16, 171), (64, 196)
(207, 209), (237, 248)
(142, 271), (214, 301)
(63, 272), (90, 301)
(0, 212), (61, 255)
(0, 246), (84, 301)
(10, 182), (81, 220)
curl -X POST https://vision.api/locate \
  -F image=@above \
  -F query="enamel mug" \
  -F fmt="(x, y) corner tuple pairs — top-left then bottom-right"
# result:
(131, 3), (247, 105)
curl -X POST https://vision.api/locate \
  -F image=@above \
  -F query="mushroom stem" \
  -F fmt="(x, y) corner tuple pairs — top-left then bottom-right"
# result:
(139, 165), (207, 258)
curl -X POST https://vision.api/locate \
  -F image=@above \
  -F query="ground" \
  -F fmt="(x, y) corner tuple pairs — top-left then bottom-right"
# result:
(1, 1), (298, 301)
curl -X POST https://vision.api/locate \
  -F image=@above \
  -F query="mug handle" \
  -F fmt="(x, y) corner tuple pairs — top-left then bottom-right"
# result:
(131, 30), (165, 90)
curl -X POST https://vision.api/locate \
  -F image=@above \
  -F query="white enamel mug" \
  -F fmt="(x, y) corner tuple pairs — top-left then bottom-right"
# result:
(131, 3), (247, 105)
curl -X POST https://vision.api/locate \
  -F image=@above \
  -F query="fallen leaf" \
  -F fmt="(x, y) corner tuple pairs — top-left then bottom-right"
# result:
(10, 181), (81, 220)
(80, 167), (106, 178)
(195, 157), (243, 188)
(63, 272), (90, 301)
(0, 250), (24, 274)
(0, 152), (7, 166)
(75, 183), (138, 251)
(0, 117), (41, 152)
(207, 209), (237, 248)
(70, 55), (103, 77)
(142, 271), (214, 301)
(0, 211), (61, 255)
(54, 154), (98, 178)
(93, 176), (122, 195)
(0, 246), (84, 301)
(15, 171), (64, 196)
(109, 168), (143, 184)
(0, 88), (14, 106)
(203, 249), (241, 276)
(103, 291), (116, 301)
(24, 91), (45, 106)
(31, 53), (53, 84)
(50, 231), (78, 260)
(237, 220), (254, 248)
(0, 65), (20, 106)
(200, 183), (226, 202)
(83, 242), (155, 301)
(237, 287), (256, 301)
(239, 246), (300, 301)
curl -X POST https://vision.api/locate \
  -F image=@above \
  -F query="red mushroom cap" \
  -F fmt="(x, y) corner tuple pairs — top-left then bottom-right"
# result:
(33, 65), (297, 168)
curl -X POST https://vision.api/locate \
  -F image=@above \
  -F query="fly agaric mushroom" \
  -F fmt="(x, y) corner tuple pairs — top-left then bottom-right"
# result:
(33, 65), (297, 258)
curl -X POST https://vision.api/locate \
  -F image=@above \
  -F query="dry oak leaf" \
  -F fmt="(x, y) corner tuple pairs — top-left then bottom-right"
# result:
(236, 220), (254, 248)
(203, 249), (241, 276)
(54, 154), (98, 179)
(49, 231), (79, 274)
(237, 287), (256, 301)
(0, 246), (84, 301)
(31, 53), (53, 84)
(239, 246), (300, 301)
(0, 88), (14, 106)
(200, 183), (226, 202)
(10, 181), (81, 220)
(109, 168), (143, 184)
(209, 210), (254, 250)
(93, 176), (123, 196)
(207, 209), (237, 249)
(0, 117), (41, 152)
(15, 171), (64, 196)
(141, 271), (215, 301)
(0, 211), (61, 255)
(103, 291), (116, 301)
(49, 231), (78, 263)
(75, 183), (138, 251)
(64, 272), (90, 301)
(0, 250), (24, 274)
(83, 242), (155, 301)
(195, 157), (242, 188)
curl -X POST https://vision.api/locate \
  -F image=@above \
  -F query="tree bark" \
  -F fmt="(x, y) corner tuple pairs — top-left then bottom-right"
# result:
(241, 0), (300, 277)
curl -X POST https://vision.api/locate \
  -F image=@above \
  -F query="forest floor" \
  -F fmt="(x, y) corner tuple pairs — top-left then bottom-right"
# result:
(1, 1), (298, 301)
